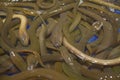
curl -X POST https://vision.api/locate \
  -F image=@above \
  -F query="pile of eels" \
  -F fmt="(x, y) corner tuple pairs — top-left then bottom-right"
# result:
(0, 0), (120, 80)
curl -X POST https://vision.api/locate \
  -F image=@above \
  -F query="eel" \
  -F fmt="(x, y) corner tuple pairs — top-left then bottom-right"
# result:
(0, 68), (69, 80)
(37, 0), (57, 9)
